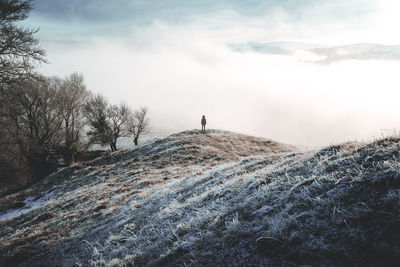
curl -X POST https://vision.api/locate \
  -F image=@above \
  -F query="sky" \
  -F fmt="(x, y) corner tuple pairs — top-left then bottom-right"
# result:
(23, 0), (400, 147)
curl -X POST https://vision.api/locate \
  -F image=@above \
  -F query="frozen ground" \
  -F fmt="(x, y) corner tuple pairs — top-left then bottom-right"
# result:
(0, 129), (399, 266)
(0, 190), (58, 220)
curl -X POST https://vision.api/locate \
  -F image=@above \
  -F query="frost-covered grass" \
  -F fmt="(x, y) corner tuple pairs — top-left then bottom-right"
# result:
(0, 190), (58, 220)
(1, 130), (400, 266)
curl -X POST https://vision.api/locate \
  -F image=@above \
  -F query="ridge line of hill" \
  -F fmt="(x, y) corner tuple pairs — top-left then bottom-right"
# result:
(1, 130), (399, 266)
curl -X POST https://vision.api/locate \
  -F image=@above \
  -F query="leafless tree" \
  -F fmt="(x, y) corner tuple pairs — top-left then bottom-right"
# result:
(11, 77), (63, 149)
(83, 94), (132, 152)
(128, 106), (150, 146)
(0, 0), (47, 187)
(0, 0), (46, 87)
(83, 94), (110, 149)
(0, 75), (64, 182)
(107, 103), (131, 152)
(59, 73), (88, 163)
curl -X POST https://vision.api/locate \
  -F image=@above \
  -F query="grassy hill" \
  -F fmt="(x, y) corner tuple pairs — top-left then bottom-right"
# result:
(1, 130), (399, 266)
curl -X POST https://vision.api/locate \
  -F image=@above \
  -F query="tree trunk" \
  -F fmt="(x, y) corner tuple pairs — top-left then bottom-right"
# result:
(134, 136), (138, 146)
(65, 120), (70, 149)
(110, 142), (117, 152)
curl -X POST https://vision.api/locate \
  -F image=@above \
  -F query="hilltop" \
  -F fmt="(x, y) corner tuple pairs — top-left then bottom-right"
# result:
(1, 130), (400, 266)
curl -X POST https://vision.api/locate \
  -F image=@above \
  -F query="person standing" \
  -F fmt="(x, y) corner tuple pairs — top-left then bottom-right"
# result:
(201, 115), (207, 133)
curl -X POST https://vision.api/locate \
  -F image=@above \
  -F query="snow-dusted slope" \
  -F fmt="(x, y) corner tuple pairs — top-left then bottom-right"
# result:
(1, 130), (400, 266)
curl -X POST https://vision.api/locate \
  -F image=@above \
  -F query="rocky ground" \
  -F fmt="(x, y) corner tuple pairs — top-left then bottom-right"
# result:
(0, 130), (399, 266)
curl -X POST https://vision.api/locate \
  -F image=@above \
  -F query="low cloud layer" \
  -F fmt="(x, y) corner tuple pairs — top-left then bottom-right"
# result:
(27, 0), (400, 147)
(230, 42), (400, 64)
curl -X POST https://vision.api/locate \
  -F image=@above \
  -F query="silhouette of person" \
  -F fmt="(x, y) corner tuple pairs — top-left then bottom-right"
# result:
(201, 115), (206, 132)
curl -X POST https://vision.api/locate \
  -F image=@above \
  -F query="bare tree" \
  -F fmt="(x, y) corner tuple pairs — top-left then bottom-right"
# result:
(128, 106), (150, 146)
(0, 0), (46, 87)
(83, 94), (132, 152)
(107, 103), (131, 152)
(0, 75), (64, 181)
(0, 0), (49, 189)
(12, 77), (63, 149)
(83, 94), (110, 149)
(59, 73), (88, 163)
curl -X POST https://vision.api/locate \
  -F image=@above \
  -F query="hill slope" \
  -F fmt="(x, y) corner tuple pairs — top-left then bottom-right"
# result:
(1, 130), (400, 266)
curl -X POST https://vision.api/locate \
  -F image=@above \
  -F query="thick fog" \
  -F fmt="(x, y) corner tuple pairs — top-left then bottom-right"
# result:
(29, 0), (400, 147)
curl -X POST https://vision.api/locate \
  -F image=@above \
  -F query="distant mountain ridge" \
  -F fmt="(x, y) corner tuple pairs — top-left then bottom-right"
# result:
(229, 41), (400, 63)
(1, 130), (400, 266)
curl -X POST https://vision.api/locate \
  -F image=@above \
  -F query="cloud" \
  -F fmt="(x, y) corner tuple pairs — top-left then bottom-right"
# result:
(229, 42), (400, 63)
(31, 0), (371, 23)
(28, 0), (377, 43)
(311, 43), (400, 63)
